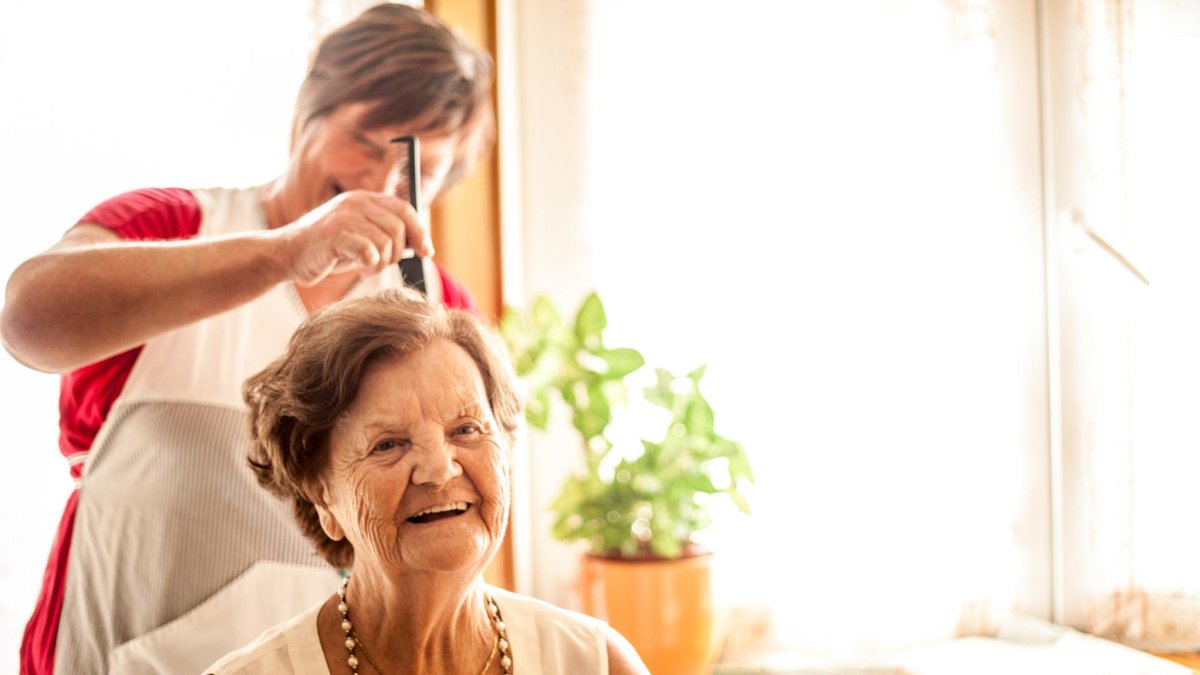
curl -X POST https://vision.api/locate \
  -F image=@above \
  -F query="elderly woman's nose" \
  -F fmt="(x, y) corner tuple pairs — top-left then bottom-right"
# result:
(409, 438), (463, 485)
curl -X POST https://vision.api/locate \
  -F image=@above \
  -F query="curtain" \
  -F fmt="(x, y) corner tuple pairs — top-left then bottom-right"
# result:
(1047, 0), (1200, 651)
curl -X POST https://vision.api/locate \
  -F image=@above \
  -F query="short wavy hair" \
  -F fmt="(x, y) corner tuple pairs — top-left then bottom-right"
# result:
(294, 3), (495, 189)
(243, 288), (522, 568)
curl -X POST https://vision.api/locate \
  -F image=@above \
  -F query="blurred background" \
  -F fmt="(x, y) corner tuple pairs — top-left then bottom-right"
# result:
(2, 0), (1199, 671)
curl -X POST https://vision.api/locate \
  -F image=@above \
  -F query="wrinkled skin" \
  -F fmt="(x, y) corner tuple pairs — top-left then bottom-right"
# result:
(316, 339), (510, 576)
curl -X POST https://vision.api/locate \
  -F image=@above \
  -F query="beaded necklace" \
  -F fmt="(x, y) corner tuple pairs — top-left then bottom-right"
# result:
(337, 577), (513, 674)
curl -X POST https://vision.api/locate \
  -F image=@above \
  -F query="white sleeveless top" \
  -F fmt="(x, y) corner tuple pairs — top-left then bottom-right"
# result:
(205, 584), (610, 674)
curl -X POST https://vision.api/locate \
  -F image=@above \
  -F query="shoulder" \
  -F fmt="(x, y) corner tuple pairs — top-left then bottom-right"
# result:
(487, 584), (606, 634)
(487, 585), (651, 673)
(602, 623), (651, 675)
(78, 187), (201, 240)
(204, 602), (327, 675)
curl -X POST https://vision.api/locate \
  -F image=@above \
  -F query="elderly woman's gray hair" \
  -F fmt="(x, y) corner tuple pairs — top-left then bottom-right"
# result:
(243, 288), (522, 568)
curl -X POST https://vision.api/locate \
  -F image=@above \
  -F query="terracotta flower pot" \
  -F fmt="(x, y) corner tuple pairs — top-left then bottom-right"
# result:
(580, 551), (715, 675)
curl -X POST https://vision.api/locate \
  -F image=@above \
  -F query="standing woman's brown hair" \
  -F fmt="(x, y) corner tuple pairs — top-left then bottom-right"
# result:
(293, 3), (495, 189)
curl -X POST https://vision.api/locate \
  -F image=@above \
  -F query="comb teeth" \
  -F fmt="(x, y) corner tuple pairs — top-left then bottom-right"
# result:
(390, 135), (419, 209)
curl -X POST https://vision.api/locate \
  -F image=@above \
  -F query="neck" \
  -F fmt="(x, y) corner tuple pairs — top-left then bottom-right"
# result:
(330, 569), (494, 674)
(260, 169), (327, 231)
(258, 177), (293, 230)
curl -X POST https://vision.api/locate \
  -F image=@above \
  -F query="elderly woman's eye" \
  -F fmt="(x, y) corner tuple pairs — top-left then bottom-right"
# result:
(372, 439), (405, 453)
(452, 423), (481, 437)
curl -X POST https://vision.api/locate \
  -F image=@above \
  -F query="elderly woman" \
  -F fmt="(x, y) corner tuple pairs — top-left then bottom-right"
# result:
(206, 288), (648, 674)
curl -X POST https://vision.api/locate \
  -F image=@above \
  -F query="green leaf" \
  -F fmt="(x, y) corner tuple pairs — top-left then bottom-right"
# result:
(684, 397), (715, 436)
(550, 476), (586, 512)
(498, 306), (522, 340)
(551, 515), (583, 541)
(680, 472), (718, 494)
(728, 445), (755, 483)
(525, 389), (551, 429)
(573, 382), (611, 441)
(644, 368), (676, 408)
(650, 534), (681, 557)
(531, 296), (562, 334)
(640, 440), (663, 464)
(727, 488), (751, 514)
(687, 364), (708, 384)
(574, 292), (607, 347)
(559, 379), (579, 407)
(598, 347), (644, 380)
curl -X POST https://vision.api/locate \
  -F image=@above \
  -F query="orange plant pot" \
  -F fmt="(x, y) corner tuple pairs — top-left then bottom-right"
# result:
(580, 552), (715, 675)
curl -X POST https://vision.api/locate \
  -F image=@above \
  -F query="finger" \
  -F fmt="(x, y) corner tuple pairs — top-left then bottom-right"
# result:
(294, 258), (338, 287)
(331, 232), (382, 273)
(331, 194), (407, 270)
(279, 227), (338, 286)
(375, 235), (395, 272)
(356, 198), (410, 265)
(374, 195), (434, 258)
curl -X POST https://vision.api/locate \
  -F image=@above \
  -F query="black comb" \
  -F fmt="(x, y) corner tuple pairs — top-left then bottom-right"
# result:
(391, 135), (426, 295)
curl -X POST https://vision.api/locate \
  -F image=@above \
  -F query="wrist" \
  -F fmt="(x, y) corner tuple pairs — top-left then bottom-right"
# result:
(246, 229), (295, 286)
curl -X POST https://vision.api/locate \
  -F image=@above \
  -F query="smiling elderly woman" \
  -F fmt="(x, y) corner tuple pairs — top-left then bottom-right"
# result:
(204, 288), (648, 675)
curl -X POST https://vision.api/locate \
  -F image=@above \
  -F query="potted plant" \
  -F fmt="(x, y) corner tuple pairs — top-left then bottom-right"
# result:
(500, 292), (754, 675)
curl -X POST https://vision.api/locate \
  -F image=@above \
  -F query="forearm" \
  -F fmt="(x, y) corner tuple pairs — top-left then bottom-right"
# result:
(1, 231), (289, 372)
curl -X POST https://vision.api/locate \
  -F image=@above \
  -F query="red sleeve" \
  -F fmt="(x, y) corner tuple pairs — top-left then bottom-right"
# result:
(77, 187), (201, 240)
(59, 188), (202, 463)
(435, 262), (481, 314)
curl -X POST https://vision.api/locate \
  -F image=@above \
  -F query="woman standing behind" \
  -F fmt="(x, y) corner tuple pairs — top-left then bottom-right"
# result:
(1, 5), (491, 673)
(209, 288), (647, 674)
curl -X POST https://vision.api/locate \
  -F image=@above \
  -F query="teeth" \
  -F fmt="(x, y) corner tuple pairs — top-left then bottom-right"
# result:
(413, 502), (468, 518)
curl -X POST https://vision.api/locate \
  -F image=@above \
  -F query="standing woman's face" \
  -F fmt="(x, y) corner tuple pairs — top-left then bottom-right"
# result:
(290, 101), (463, 213)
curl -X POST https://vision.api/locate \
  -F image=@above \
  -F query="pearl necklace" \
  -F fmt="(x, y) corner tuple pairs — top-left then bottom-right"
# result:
(338, 577), (512, 674)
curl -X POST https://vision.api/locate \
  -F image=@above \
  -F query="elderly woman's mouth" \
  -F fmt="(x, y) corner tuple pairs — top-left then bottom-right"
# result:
(407, 502), (471, 524)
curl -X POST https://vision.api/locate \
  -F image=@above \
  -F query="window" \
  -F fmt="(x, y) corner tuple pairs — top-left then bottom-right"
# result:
(510, 0), (1200, 659)
(514, 0), (1047, 653)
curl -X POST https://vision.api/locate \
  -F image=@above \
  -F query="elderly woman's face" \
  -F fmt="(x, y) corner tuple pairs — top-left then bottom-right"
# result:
(318, 339), (509, 574)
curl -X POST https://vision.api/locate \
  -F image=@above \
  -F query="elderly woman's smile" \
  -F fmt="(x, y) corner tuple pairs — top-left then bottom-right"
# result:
(407, 501), (470, 523)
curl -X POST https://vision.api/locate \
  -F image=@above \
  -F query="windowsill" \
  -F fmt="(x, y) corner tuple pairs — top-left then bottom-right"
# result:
(712, 615), (1193, 675)
(1150, 652), (1200, 674)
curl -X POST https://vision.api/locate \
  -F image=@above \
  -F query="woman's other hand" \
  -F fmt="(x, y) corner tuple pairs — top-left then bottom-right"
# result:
(275, 190), (434, 287)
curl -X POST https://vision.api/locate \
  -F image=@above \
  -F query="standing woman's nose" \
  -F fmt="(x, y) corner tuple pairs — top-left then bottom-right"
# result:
(361, 158), (394, 194)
